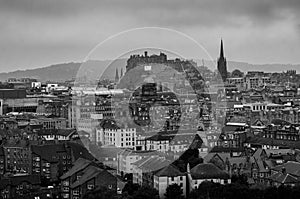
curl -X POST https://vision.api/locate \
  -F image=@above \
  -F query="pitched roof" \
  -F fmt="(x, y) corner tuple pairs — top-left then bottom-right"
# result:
(37, 129), (76, 137)
(252, 148), (264, 159)
(60, 158), (92, 180)
(118, 149), (164, 157)
(264, 149), (293, 157)
(66, 142), (95, 161)
(246, 137), (300, 149)
(210, 146), (245, 153)
(99, 119), (120, 129)
(10, 174), (41, 186)
(190, 163), (230, 180)
(272, 161), (300, 177)
(154, 164), (184, 177)
(269, 172), (299, 184)
(203, 153), (231, 163)
(271, 119), (291, 126)
(254, 158), (268, 172)
(134, 156), (171, 172)
(0, 175), (41, 188)
(31, 144), (66, 163)
(70, 165), (103, 188)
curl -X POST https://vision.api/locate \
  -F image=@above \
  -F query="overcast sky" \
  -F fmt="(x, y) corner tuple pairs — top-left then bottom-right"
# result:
(0, 0), (300, 72)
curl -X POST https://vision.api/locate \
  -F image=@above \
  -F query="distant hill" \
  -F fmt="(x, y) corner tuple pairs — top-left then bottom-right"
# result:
(0, 62), (81, 82)
(0, 59), (299, 82)
(0, 59), (127, 82)
(195, 59), (300, 73)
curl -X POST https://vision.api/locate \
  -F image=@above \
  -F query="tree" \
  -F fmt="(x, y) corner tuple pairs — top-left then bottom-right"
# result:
(132, 185), (159, 199)
(83, 186), (117, 199)
(231, 173), (249, 186)
(164, 184), (184, 199)
(122, 183), (141, 196)
(231, 69), (244, 77)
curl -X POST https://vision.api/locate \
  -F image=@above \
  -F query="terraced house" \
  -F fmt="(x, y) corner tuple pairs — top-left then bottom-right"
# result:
(60, 158), (116, 199)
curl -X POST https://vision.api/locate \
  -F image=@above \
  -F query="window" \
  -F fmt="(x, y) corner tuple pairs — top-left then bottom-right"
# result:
(87, 185), (94, 190)
(63, 187), (69, 192)
(63, 181), (69, 186)
(73, 190), (79, 195)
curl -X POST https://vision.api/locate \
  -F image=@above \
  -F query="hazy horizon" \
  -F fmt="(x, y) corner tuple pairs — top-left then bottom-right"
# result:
(1, 0), (300, 73)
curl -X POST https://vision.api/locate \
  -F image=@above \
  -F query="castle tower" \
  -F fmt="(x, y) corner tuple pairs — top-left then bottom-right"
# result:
(115, 68), (119, 83)
(120, 68), (123, 78)
(217, 39), (228, 82)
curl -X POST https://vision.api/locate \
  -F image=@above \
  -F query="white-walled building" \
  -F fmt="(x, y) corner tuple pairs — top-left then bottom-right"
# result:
(188, 163), (231, 190)
(145, 133), (202, 153)
(117, 149), (162, 175)
(154, 164), (187, 199)
(132, 156), (171, 186)
(96, 124), (137, 148)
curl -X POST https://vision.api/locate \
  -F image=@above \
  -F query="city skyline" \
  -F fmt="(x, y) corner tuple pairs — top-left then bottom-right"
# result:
(1, 0), (300, 73)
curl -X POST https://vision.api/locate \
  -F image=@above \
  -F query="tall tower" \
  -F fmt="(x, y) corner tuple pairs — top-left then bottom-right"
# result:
(217, 39), (228, 82)
(115, 68), (119, 83)
(120, 68), (123, 78)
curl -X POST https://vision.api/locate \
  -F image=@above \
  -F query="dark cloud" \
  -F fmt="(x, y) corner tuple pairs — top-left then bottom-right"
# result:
(0, 0), (300, 72)
(2, 0), (300, 27)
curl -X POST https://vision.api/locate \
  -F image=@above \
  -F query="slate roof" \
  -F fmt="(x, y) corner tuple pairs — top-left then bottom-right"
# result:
(246, 137), (300, 149)
(37, 129), (76, 137)
(118, 149), (164, 157)
(96, 146), (123, 158)
(269, 172), (299, 184)
(66, 142), (95, 161)
(154, 164), (184, 177)
(0, 175), (41, 189)
(190, 163), (230, 180)
(133, 156), (171, 172)
(99, 119), (120, 129)
(272, 161), (300, 177)
(252, 148), (264, 159)
(70, 165), (103, 188)
(222, 125), (245, 132)
(271, 119), (291, 126)
(31, 144), (66, 163)
(60, 158), (92, 180)
(210, 146), (245, 153)
(10, 174), (41, 186)
(264, 149), (293, 157)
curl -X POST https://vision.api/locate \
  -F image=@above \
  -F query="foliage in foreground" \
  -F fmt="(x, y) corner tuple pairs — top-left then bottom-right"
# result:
(189, 181), (300, 199)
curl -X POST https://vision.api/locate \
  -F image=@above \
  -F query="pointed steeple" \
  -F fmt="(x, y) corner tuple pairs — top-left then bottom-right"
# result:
(115, 68), (119, 83)
(220, 39), (224, 58)
(217, 39), (227, 82)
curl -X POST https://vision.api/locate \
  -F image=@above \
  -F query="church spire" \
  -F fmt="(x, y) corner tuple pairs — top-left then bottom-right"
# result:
(220, 39), (224, 58)
(217, 39), (227, 82)
(115, 68), (119, 83)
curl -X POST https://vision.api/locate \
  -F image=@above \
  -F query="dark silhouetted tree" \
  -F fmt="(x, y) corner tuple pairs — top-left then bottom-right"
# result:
(83, 186), (117, 199)
(132, 185), (159, 199)
(122, 182), (141, 196)
(164, 184), (184, 199)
